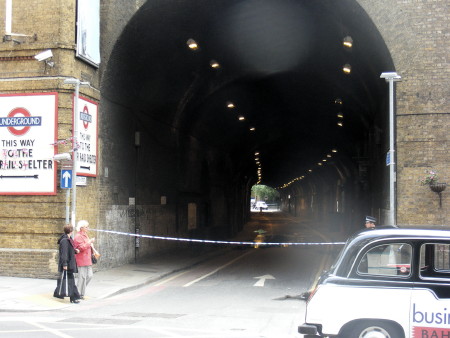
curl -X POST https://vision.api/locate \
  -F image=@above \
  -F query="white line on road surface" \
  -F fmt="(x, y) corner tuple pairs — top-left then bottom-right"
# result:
(27, 321), (73, 338)
(183, 250), (254, 287)
(253, 274), (275, 287)
(154, 270), (191, 286)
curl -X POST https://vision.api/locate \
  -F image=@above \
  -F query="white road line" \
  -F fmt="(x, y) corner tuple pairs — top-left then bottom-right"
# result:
(183, 250), (254, 287)
(153, 270), (191, 286)
(27, 321), (73, 338)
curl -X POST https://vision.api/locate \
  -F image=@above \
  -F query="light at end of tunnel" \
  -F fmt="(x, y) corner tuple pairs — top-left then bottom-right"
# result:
(337, 122), (344, 127)
(187, 39), (199, 50)
(227, 102), (235, 109)
(210, 60), (220, 68)
(343, 36), (353, 48)
(343, 64), (351, 74)
(238, 116), (245, 121)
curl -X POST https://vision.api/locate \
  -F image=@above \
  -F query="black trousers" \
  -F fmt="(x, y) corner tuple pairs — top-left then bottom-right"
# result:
(53, 270), (81, 301)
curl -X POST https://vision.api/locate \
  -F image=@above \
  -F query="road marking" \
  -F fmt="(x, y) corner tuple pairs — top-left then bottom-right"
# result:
(253, 274), (275, 287)
(154, 270), (191, 286)
(27, 321), (73, 338)
(183, 250), (254, 287)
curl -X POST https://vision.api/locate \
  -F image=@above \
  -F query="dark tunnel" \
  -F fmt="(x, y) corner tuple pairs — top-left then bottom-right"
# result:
(100, 0), (395, 241)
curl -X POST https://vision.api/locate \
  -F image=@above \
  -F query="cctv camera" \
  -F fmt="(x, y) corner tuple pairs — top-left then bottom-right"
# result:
(34, 49), (53, 62)
(53, 153), (71, 161)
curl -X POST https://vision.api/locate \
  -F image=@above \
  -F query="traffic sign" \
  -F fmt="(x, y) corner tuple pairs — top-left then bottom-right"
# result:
(61, 170), (73, 189)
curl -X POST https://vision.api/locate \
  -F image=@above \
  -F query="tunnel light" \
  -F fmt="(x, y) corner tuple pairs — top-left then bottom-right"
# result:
(318, 163), (322, 166)
(343, 36), (353, 48)
(337, 121), (344, 127)
(343, 64), (351, 74)
(238, 116), (245, 121)
(332, 149), (338, 153)
(337, 113), (344, 118)
(308, 169), (312, 172)
(227, 102), (235, 109)
(327, 154), (332, 158)
(249, 127), (256, 131)
(254, 152), (259, 156)
(187, 39), (199, 50)
(322, 159), (327, 162)
(334, 98), (343, 105)
(210, 60), (220, 68)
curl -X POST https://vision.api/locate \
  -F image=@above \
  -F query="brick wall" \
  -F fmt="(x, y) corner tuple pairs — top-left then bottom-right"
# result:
(357, 0), (449, 225)
(0, 0), (100, 278)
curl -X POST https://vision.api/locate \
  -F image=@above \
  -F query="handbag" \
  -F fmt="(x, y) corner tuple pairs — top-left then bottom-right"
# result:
(91, 245), (100, 264)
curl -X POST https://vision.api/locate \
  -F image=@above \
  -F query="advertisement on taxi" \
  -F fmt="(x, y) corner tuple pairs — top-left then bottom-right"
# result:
(411, 296), (450, 337)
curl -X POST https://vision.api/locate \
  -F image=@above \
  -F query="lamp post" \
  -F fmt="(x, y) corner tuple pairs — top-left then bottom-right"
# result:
(64, 78), (90, 227)
(380, 72), (401, 226)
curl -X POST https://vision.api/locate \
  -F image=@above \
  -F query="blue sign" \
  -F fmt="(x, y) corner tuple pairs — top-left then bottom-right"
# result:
(60, 170), (72, 189)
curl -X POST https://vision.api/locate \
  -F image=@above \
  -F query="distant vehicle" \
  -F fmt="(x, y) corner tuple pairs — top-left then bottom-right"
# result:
(255, 201), (268, 210)
(299, 227), (450, 338)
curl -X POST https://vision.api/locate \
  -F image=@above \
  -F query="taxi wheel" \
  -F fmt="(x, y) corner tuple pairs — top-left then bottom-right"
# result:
(341, 320), (404, 338)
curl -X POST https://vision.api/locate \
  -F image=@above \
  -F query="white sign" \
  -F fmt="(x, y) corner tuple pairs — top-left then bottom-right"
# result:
(0, 93), (57, 195)
(76, 0), (100, 67)
(74, 96), (98, 177)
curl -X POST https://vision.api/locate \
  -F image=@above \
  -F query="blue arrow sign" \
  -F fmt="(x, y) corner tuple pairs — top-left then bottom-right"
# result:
(61, 170), (72, 189)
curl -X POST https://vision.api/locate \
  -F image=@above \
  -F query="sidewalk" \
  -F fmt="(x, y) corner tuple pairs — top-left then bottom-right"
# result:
(0, 245), (231, 312)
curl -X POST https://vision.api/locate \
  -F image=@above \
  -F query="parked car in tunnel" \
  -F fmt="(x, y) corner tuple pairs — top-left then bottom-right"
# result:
(299, 227), (450, 338)
(255, 201), (269, 210)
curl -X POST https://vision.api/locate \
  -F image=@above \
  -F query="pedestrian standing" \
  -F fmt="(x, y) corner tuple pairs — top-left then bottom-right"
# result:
(53, 224), (81, 303)
(364, 216), (377, 229)
(74, 220), (95, 299)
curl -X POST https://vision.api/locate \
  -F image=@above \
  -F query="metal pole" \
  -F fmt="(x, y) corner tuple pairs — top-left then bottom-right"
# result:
(65, 188), (70, 224)
(388, 78), (395, 226)
(71, 81), (80, 227)
(380, 72), (401, 226)
(64, 78), (89, 227)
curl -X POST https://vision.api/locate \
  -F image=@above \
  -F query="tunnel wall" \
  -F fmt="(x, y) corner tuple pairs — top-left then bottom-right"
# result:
(280, 0), (449, 229)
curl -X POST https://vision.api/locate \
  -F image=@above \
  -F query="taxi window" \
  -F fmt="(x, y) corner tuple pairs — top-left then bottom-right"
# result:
(420, 243), (450, 278)
(357, 243), (412, 277)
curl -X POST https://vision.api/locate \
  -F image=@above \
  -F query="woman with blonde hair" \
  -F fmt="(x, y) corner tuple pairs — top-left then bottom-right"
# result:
(74, 220), (95, 299)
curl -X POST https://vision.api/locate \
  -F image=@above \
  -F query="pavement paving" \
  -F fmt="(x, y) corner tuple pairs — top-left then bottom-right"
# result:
(0, 245), (233, 312)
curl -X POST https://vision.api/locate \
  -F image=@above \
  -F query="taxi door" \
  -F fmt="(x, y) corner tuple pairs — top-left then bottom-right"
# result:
(411, 242), (450, 337)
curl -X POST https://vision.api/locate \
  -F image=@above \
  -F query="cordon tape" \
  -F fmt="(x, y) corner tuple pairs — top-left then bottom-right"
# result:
(90, 229), (346, 247)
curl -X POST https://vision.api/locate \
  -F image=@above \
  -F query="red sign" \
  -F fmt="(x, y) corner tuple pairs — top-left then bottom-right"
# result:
(413, 326), (450, 337)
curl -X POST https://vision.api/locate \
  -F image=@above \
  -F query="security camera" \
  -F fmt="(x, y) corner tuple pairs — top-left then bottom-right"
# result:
(34, 49), (53, 62)
(53, 153), (71, 161)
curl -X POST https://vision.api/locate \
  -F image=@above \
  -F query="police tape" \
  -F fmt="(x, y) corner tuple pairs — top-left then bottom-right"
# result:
(90, 229), (346, 246)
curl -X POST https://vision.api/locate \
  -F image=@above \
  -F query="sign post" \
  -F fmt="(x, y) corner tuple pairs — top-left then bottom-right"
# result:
(64, 78), (90, 227)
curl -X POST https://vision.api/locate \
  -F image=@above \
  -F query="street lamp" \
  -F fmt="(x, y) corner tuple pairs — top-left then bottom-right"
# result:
(380, 72), (401, 226)
(64, 78), (90, 227)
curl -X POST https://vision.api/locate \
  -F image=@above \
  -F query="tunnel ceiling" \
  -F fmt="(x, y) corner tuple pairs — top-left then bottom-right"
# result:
(103, 0), (395, 188)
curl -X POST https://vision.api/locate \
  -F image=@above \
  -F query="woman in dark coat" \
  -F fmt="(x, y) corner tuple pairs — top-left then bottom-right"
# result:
(53, 224), (81, 303)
